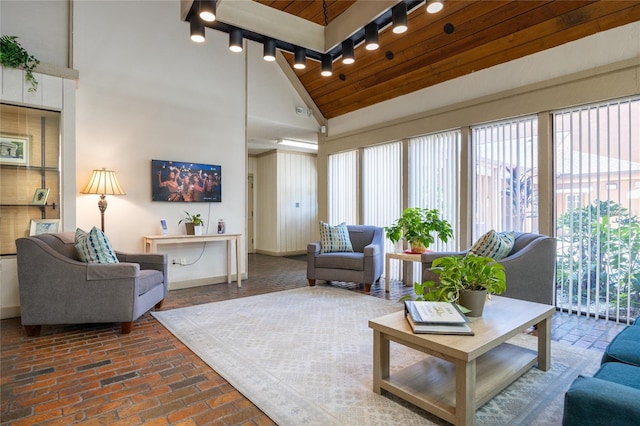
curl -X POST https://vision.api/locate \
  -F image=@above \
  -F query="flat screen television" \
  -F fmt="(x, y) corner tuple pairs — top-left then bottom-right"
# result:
(152, 159), (221, 202)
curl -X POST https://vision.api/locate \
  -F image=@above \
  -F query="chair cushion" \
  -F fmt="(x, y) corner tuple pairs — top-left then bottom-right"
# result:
(468, 230), (514, 260)
(601, 325), (640, 366)
(139, 269), (164, 295)
(75, 227), (119, 264)
(315, 252), (364, 271)
(594, 362), (640, 390)
(320, 221), (354, 254)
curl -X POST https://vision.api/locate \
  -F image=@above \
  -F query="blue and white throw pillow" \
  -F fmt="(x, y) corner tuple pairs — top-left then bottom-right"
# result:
(468, 230), (515, 260)
(320, 221), (354, 254)
(75, 227), (119, 264)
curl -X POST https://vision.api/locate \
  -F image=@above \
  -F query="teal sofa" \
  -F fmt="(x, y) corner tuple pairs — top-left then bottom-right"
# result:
(562, 318), (640, 425)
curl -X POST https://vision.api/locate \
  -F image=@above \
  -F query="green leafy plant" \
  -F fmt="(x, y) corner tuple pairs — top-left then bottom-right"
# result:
(402, 254), (506, 311)
(178, 211), (204, 226)
(0, 35), (40, 92)
(556, 200), (640, 319)
(385, 207), (453, 252)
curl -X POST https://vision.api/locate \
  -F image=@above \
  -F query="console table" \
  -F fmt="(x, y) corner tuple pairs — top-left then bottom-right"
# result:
(143, 234), (242, 287)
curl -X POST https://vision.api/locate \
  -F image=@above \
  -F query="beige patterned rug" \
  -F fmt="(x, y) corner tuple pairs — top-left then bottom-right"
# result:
(152, 286), (602, 425)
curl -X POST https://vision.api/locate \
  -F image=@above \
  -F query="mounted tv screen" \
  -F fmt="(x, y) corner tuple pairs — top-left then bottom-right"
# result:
(152, 159), (221, 202)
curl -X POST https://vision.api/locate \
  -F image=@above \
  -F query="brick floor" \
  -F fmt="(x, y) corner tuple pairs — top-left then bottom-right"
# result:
(0, 254), (630, 425)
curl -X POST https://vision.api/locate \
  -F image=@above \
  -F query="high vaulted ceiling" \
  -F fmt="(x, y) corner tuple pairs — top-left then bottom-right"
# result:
(186, 1), (640, 121)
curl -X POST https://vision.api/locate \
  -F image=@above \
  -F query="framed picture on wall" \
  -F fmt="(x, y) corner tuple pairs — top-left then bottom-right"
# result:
(29, 219), (60, 236)
(31, 188), (50, 205)
(0, 134), (29, 165)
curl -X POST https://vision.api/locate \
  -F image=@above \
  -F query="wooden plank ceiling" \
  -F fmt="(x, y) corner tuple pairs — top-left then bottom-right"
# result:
(255, 0), (640, 120)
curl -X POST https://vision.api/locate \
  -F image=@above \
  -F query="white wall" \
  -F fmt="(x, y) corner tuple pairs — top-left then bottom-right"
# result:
(72, 1), (246, 286)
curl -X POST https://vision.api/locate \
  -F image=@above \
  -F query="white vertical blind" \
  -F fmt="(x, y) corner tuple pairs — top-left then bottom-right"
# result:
(363, 142), (402, 280)
(471, 116), (539, 239)
(327, 150), (358, 225)
(408, 131), (461, 252)
(554, 97), (640, 323)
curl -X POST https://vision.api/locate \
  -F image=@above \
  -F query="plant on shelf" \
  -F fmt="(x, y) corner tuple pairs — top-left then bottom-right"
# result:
(179, 211), (204, 235)
(384, 207), (453, 253)
(0, 35), (40, 92)
(404, 254), (506, 316)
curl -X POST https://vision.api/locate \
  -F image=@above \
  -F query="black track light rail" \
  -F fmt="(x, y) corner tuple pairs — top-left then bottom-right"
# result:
(187, 0), (424, 64)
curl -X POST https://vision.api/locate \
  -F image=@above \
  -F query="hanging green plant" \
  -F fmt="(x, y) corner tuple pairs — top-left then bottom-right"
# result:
(0, 35), (40, 92)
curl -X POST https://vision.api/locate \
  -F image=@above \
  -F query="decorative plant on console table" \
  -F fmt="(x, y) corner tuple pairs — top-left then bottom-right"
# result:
(179, 211), (204, 236)
(0, 35), (40, 92)
(385, 207), (453, 253)
(404, 254), (506, 317)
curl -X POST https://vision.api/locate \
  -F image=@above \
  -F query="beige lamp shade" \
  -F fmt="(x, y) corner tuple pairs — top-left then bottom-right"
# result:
(81, 168), (126, 195)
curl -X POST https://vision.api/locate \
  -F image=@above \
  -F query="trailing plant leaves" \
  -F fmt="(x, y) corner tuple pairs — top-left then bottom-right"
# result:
(0, 35), (40, 92)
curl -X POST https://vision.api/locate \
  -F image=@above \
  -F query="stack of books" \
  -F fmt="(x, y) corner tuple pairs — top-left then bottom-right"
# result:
(404, 300), (474, 335)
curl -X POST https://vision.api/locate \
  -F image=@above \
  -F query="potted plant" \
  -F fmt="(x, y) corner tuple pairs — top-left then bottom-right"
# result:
(179, 211), (204, 235)
(405, 254), (506, 316)
(0, 35), (40, 92)
(385, 207), (453, 253)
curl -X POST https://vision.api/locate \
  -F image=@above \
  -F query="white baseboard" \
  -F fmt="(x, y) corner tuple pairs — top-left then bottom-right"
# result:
(1, 305), (21, 320)
(255, 249), (306, 257)
(169, 273), (248, 290)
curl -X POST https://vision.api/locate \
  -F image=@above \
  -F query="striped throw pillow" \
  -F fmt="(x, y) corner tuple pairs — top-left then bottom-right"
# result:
(468, 230), (514, 260)
(75, 227), (119, 264)
(320, 221), (354, 254)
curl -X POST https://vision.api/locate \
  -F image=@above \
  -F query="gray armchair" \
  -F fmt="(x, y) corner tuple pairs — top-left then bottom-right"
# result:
(16, 232), (168, 336)
(421, 232), (557, 305)
(307, 225), (384, 293)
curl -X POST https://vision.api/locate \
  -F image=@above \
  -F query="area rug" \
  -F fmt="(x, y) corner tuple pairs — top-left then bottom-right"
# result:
(152, 286), (602, 425)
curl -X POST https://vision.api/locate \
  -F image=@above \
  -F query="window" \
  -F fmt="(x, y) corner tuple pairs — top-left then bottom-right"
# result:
(554, 97), (640, 321)
(472, 116), (539, 238)
(327, 150), (358, 225)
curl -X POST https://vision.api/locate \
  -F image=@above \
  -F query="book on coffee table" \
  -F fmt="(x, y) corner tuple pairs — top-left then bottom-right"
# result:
(404, 301), (474, 335)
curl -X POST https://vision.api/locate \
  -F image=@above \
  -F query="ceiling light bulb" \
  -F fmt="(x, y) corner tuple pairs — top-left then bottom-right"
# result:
(392, 3), (408, 34)
(426, 0), (444, 14)
(342, 39), (355, 65)
(278, 139), (318, 150)
(321, 54), (333, 77)
(263, 38), (276, 62)
(365, 23), (379, 51)
(229, 28), (243, 52)
(190, 19), (205, 43)
(199, 0), (216, 22)
(294, 46), (306, 69)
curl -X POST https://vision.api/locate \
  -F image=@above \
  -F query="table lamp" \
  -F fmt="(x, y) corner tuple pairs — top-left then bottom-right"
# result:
(81, 168), (126, 232)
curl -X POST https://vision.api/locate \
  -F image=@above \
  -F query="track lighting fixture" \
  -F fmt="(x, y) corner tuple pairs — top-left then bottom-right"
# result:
(321, 54), (333, 77)
(294, 47), (306, 69)
(190, 18), (205, 43)
(342, 39), (355, 64)
(198, 0), (216, 22)
(392, 2), (408, 34)
(229, 28), (243, 52)
(426, 0), (444, 14)
(263, 38), (276, 62)
(365, 23), (379, 51)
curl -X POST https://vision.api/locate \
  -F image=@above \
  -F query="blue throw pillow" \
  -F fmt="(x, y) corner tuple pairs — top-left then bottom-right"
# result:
(75, 227), (119, 264)
(320, 221), (354, 254)
(468, 230), (515, 260)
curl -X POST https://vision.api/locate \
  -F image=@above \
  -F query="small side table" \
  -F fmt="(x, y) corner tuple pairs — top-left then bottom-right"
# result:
(384, 251), (422, 293)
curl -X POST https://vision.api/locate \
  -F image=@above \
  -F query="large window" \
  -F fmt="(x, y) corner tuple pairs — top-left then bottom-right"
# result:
(408, 131), (461, 251)
(471, 116), (539, 238)
(554, 97), (640, 322)
(327, 150), (358, 225)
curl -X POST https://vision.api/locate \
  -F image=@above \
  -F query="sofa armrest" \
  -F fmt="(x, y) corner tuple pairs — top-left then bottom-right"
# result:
(86, 262), (139, 281)
(116, 251), (167, 273)
(563, 376), (640, 426)
(307, 242), (321, 254)
(363, 243), (381, 257)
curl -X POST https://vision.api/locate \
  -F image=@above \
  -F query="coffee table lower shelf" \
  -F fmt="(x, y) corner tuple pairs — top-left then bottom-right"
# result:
(379, 343), (537, 425)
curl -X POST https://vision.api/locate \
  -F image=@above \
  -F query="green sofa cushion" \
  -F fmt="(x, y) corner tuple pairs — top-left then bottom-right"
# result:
(601, 324), (640, 367)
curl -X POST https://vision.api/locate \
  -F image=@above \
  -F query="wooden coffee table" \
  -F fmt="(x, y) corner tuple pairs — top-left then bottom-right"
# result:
(368, 296), (555, 426)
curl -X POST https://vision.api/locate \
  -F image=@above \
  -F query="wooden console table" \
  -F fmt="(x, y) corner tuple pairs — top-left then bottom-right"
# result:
(143, 234), (242, 287)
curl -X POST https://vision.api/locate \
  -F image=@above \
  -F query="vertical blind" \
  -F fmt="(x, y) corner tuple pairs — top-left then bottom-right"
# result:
(554, 97), (640, 323)
(327, 150), (358, 225)
(471, 116), (539, 239)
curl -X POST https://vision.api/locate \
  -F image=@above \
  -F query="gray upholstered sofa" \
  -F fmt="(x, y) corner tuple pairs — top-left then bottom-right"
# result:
(307, 225), (384, 293)
(421, 232), (557, 305)
(16, 232), (168, 336)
